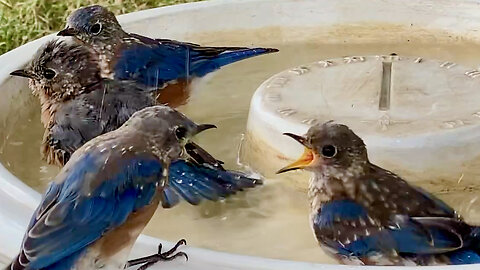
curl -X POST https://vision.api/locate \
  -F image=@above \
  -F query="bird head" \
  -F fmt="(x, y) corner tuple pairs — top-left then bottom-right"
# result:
(58, 5), (124, 46)
(277, 121), (369, 175)
(122, 105), (217, 164)
(10, 40), (101, 101)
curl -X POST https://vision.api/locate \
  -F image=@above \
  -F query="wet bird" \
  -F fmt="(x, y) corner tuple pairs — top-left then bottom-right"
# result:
(57, 5), (278, 103)
(277, 121), (480, 266)
(9, 39), (255, 205)
(6, 105), (262, 270)
(10, 40), (159, 166)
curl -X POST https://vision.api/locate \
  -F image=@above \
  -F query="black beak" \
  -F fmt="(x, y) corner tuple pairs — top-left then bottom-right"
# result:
(283, 132), (308, 146)
(195, 124), (217, 134)
(58, 27), (78, 36)
(10, 69), (33, 79)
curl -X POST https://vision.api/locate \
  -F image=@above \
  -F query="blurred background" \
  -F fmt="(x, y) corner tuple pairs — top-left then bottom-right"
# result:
(0, 0), (202, 54)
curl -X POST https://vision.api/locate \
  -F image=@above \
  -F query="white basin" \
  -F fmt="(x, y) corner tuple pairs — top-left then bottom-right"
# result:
(1, 0), (479, 269)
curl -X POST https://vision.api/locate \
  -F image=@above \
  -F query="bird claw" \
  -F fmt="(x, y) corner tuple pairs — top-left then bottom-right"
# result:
(125, 239), (188, 270)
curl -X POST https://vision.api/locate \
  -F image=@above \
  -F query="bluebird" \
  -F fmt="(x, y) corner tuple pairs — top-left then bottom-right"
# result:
(6, 105), (262, 270)
(277, 121), (480, 266)
(10, 40), (159, 166)
(57, 5), (278, 94)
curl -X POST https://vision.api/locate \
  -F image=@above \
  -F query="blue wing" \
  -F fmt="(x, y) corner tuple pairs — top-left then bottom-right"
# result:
(17, 151), (162, 269)
(165, 161), (261, 206)
(14, 145), (261, 269)
(313, 200), (476, 260)
(161, 141), (261, 207)
(114, 36), (278, 87)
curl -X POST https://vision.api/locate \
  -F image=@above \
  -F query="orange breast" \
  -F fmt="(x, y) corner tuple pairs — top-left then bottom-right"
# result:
(155, 80), (191, 108)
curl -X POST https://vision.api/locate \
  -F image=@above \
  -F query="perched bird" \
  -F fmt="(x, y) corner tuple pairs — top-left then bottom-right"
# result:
(10, 40), (158, 166)
(57, 5), (278, 95)
(277, 121), (480, 266)
(6, 105), (262, 270)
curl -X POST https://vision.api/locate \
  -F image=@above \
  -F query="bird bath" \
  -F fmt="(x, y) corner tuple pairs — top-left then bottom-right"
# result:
(0, 0), (480, 269)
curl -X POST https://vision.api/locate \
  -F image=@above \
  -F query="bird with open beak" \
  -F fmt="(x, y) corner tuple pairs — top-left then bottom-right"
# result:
(5, 105), (262, 270)
(277, 121), (480, 266)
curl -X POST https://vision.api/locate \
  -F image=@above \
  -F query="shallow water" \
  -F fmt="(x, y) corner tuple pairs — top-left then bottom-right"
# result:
(1, 42), (480, 263)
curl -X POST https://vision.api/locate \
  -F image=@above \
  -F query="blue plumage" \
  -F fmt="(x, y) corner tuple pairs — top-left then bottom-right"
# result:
(14, 146), (260, 269)
(23, 153), (159, 269)
(8, 106), (262, 270)
(167, 160), (257, 205)
(58, 5), (279, 89)
(279, 122), (480, 266)
(115, 42), (277, 87)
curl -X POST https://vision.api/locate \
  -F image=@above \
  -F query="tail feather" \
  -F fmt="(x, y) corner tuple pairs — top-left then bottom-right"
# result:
(191, 47), (279, 77)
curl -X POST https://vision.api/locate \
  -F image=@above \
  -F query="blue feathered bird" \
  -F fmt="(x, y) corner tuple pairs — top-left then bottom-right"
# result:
(57, 5), (278, 102)
(278, 121), (480, 266)
(6, 106), (262, 270)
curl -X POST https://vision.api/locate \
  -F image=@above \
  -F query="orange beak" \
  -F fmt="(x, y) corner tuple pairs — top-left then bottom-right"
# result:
(276, 133), (316, 174)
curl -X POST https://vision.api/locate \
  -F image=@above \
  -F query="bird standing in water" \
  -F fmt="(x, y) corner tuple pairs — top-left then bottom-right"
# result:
(278, 121), (480, 266)
(57, 5), (278, 105)
(6, 106), (262, 270)
(10, 40), (155, 166)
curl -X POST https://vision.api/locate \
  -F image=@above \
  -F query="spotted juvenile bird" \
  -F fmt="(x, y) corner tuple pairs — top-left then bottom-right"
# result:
(6, 105), (262, 270)
(277, 121), (480, 266)
(57, 5), (278, 98)
(10, 40), (160, 166)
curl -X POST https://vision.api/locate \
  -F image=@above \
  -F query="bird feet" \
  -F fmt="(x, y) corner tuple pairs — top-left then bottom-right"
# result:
(125, 239), (188, 270)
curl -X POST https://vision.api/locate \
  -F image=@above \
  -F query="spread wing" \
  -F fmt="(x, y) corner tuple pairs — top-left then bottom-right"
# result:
(12, 139), (261, 269)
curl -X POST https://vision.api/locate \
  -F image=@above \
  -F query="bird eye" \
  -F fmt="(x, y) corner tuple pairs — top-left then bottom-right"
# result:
(175, 126), (188, 140)
(321, 144), (337, 158)
(89, 23), (102, 35)
(43, 68), (56, 79)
